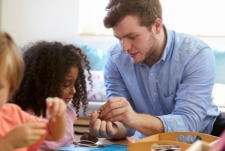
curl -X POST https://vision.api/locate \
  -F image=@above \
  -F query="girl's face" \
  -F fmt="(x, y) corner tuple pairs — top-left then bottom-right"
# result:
(61, 66), (79, 104)
(0, 69), (11, 108)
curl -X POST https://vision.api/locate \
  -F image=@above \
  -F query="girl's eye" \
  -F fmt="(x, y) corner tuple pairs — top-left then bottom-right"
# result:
(64, 81), (76, 88)
(64, 82), (70, 87)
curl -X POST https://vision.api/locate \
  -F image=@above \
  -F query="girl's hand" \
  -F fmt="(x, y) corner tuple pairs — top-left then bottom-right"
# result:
(46, 97), (67, 122)
(0, 122), (47, 150)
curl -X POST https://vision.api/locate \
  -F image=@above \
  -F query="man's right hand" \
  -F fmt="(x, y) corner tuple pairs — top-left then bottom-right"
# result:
(0, 122), (47, 150)
(98, 97), (138, 128)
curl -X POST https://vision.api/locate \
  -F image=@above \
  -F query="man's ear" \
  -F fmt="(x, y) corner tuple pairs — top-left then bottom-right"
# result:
(154, 18), (162, 35)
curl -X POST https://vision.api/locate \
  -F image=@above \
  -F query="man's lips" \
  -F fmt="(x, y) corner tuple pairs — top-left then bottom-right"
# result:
(129, 52), (138, 57)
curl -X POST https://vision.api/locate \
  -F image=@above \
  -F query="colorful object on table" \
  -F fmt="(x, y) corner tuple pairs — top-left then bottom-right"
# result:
(151, 144), (180, 151)
(126, 136), (137, 143)
(73, 140), (105, 147)
(80, 132), (98, 143)
(209, 130), (225, 151)
(55, 144), (127, 151)
(128, 132), (218, 151)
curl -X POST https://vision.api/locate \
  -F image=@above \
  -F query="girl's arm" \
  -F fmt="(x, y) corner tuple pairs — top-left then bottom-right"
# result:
(44, 97), (67, 141)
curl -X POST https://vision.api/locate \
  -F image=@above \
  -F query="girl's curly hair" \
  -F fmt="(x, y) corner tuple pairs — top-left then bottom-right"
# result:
(10, 41), (92, 117)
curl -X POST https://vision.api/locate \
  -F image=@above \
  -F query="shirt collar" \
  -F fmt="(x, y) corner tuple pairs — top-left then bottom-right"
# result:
(160, 25), (173, 62)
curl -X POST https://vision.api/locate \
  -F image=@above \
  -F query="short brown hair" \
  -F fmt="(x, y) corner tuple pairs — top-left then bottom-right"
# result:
(103, 0), (162, 28)
(0, 31), (24, 94)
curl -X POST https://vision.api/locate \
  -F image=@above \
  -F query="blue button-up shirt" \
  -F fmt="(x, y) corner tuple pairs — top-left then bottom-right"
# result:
(104, 27), (221, 139)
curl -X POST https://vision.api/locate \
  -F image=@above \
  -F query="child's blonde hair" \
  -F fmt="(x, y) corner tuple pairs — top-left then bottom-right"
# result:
(0, 31), (24, 94)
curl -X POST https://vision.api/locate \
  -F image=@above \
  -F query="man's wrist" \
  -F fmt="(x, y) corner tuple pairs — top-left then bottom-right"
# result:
(128, 113), (141, 129)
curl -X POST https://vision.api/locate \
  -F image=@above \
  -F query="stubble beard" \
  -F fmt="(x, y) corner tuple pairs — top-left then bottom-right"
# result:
(143, 37), (158, 65)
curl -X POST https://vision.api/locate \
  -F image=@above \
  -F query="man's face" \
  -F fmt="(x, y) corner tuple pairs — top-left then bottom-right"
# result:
(112, 15), (158, 64)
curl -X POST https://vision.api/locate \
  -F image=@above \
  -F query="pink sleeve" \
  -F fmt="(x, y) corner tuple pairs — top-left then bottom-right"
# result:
(67, 105), (77, 123)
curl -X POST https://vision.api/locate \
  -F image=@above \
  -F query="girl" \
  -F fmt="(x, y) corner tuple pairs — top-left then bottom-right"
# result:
(0, 31), (67, 151)
(10, 41), (92, 150)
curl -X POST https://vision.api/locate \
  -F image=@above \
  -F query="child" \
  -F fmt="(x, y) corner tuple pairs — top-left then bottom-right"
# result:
(10, 41), (92, 150)
(0, 31), (67, 151)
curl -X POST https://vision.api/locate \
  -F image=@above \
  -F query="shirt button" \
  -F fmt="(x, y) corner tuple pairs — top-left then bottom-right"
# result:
(153, 92), (156, 96)
(160, 112), (163, 115)
(150, 73), (154, 76)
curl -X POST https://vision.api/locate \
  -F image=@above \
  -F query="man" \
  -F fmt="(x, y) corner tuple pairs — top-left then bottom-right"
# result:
(89, 0), (223, 140)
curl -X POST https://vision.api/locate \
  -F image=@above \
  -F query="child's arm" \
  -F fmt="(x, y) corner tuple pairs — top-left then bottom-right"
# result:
(0, 122), (47, 151)
(45, 97), (67, 141)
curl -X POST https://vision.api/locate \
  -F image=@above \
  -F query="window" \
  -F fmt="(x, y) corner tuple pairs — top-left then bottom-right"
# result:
(79, 0), (225, 37)
(78, 0), (112, 36)
(160, 0), (195, 35)
(193, 0), (225, 37)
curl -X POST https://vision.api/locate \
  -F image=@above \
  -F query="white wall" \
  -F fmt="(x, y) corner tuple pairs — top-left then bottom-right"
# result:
(2, 0), (225, 51)
(1, 0), (117, 50)
(0, 0), (2, 27)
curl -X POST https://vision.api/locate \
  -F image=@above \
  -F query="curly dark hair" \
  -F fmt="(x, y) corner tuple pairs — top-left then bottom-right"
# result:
(10, 41), (92, 117)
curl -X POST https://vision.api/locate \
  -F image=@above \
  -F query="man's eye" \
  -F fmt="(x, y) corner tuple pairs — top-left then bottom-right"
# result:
(115, 37), (121, 41)
(129, 36), (136, 40)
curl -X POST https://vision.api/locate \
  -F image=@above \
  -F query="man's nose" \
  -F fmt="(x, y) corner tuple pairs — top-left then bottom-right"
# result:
(121, 39), (131, 52)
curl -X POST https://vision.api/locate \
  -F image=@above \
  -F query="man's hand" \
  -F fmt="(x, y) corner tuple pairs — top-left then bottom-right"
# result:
(0, 122), (47, 150)
(89, 110), (119, 138)
(98, 97), (164, 136)
(98, 97), (138, 127)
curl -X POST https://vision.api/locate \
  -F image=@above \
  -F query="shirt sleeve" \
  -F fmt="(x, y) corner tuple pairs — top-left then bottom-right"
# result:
(157, 47), (217, 133)
(104, 49), (132, 102)
(13, 105), (49, 150)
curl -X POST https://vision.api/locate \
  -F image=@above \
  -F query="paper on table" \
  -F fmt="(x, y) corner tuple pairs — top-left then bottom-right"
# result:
(55, 144), (127, 151)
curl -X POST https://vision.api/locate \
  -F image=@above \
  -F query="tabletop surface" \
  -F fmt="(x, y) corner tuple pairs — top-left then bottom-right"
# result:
(55, 138), (128, 151)
(55, 125), (131, 150)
